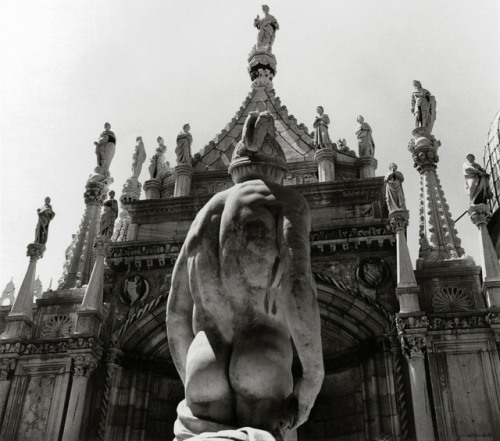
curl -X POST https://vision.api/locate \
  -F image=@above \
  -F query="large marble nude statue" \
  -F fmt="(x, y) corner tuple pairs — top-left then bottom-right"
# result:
(167, 110), (324, 441)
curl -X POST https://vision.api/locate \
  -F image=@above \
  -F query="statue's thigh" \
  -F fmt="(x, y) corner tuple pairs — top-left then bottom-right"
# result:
(185, 331), (232, 404)
(229, 326), (293, 399)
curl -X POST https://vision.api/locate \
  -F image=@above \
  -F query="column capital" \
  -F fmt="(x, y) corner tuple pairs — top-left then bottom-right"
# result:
(314, 148), (336, 163)
(0, 357), (17, 381)
(401, 335), (427, 360)
(389, 209), (409, 231)
(72, 354), (97, 378)
(468, 203), (490, 227)
(26, 243), (46, 260)
(408, 135), (441, 174)
(84, 181), (108, 206)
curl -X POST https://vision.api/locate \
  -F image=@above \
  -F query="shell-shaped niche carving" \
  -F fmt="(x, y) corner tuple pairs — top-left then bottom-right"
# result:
(432, 286), (473, 312)
(41, 314), (74, 338)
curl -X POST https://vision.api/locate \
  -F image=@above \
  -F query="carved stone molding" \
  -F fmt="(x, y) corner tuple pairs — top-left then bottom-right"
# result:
(0, 336), (103, 358)
(73, 354), (97, 377)
(0, 357), (17, 380)
(429, 315), (488, 330)
(431, 286), (473, 313)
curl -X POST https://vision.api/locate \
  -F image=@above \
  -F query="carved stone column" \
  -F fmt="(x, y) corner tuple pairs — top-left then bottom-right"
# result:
(314, 149), (336, 182)
(0, 357), (17, 425)
(402, 335), (435, 441)
(61, 354), (97, 441)
(3, 243), (45, 339)
(144, 178), (162, 200)
(174, 163), (194, 197)
(469, 204), (500, 309)
(390, 210), (420, 313)
(356, 156), (378, 179)
(58, 180), (109, 289)
(394, 313), (435, 441)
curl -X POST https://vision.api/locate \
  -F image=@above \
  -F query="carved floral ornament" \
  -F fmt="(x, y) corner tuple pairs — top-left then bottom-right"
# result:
(431, 286), (473, 313)
(73, 354), (97, 377)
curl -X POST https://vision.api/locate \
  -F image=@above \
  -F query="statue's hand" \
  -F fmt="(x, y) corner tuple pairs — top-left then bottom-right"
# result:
(291, 377), (320, 429)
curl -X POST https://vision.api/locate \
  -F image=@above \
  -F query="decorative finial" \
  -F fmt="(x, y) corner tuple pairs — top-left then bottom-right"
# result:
(356, 115), (375, 157)
(34, 197), (55, 245)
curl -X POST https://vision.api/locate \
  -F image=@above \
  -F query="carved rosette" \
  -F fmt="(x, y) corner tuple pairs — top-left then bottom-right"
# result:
(468, 203), (490, 227)
(431, 286), (473, 312)
(0, 357), (17, 381)
(73, 354), (97, 378)
(84, 181), (108, 206)
(389, 210), (409, 232)
(41, 314), (74, 338)
(26, 243), (46, 260)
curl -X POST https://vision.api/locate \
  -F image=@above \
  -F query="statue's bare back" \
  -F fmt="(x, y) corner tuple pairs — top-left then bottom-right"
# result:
(167, 109), (323, 441)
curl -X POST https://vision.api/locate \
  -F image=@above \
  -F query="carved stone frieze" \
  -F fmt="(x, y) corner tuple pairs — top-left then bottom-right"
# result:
(40, 314), (75, 339)
(428, 315), (488, 330)
(108, 242), (181, 269)
(431, 286), (473, 313)
(396, 315), (429, 333)
(0, 336), (103, 358)
(468, 203), (490, 227)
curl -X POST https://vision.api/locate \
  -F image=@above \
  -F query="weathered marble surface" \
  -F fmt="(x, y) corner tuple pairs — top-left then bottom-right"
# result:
(167, 111), (323, 440)
(94, 122), (116, 176)
(355, 115), (375, 158)
(35, 197), (55, 245)
(313, 107), (332, 150)
(411, 80), (436, 133)
(384, 163), (406, 213)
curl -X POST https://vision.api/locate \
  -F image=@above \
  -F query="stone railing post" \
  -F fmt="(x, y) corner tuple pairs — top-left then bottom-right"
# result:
(356, 156), (378, 178)
(174, 163), (194, 197)
(144, 178), (162, 200)
(314, 149), (336, 182)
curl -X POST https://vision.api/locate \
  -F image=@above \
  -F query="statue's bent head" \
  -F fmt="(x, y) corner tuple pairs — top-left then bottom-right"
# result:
(229, 110), (287, 184)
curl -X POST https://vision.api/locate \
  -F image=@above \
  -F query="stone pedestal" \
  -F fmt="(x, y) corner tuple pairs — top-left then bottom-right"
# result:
(356, 157), (377, 179)
(2, 243), (45, 339)
(144, 178), (162, 199)
(469, 204), (500, 308)
(314, 149), (336, 182)
(174, 164), (194, 197)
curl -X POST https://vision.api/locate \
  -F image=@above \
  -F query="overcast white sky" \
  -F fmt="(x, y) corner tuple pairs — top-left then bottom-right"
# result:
(1, 1), (499, 295)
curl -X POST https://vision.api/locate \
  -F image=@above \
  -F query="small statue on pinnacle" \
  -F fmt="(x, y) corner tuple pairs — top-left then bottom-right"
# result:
(94, 122), (116, 176)
(254, 5), (279, 51)
(411, 80), (436, 134)
(34, 197), (55, 245)
(463, 153), (492, 205)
